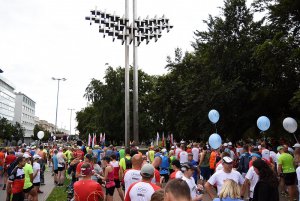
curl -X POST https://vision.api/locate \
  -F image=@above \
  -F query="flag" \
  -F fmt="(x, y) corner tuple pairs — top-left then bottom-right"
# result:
(88, 133), (91, 147)
(102, 133), (105, 143)
(162, 132), (165, 147)
(100, 133), (103, 144)
(156, 132), (159, 146)
(170, 133), (174, 145)
(92, 133), (95, 148)
(94, 133), (97, 146)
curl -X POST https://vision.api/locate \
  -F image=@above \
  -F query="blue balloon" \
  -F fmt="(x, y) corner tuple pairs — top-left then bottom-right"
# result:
(208, 109), (220, 124)
(257, 116), (270, 131)
(209, 133), (222, 149)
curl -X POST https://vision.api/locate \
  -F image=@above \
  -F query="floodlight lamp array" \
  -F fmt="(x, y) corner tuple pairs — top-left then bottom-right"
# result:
(85, 8), (173, 46)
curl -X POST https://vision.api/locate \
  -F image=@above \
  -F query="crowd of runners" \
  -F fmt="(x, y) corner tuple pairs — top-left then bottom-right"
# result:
(0, 138), (300, 201)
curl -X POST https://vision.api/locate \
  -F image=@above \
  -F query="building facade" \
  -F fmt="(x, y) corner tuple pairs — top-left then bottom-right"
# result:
(0, 75), (16, 121)
(14, 92), (36, 138)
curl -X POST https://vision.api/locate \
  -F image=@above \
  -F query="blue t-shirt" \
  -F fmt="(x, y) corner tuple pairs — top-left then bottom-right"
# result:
(190, 160), (198, 182)
(160, 155), (170, 174)
(92, 149), (101, 162)
(213, 197), (243, 201)
(52, 155), (58, 170)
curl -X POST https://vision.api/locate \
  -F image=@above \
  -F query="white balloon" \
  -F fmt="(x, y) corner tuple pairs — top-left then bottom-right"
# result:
(37, 131), (44, 139)
(283, 117), (298, 133)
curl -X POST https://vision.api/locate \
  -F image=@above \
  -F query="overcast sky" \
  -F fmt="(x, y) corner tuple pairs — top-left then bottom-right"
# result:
(0, 0), (224, 134)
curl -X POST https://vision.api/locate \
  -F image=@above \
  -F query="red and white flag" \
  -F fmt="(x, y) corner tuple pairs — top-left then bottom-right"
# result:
(156, 132), (160, 146)
(88, 133), (91, 147)
(162, 132), (165, 147)
(170, 133), (174, 145)
(100, 133), (103, 143)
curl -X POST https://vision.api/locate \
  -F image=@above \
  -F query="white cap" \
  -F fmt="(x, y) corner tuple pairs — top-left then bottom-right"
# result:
(222, 156), (233, 163)
(23, 153), (31, 159)
(33, 154), (41, 160)
(228, 142), (232, 146)
(171, 146), (175, 149)
(161, 148), (167, 153)
(293, 143), (300, 148)
(223, 143), (228, 147)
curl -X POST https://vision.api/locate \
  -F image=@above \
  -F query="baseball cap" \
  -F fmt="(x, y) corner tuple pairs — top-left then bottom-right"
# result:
(161, 148), (167, 153)
(228, 142), (232, 146)
(171, 146), (175, 149)
(181, 162), (196, 170)
(222, 156), (233, 164)
(33, 154), (41, 160)
(223, 143), (228, 147)
(250, 152), (262, 159)
(293, 143), (300, 148)
(277, 146), (284, 151)
(188, 153), (193, 156)
(23, 153), (31, 159)
(140, 164), (155, 178)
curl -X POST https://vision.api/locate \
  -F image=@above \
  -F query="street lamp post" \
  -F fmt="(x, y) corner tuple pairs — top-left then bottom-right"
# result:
(67, 108), (75, 136)
(52, 77), (66, 136)
(85, 2), (173, 146)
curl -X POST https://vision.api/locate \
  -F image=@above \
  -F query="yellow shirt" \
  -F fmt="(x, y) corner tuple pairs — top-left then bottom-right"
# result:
(119, 155), (131, 170)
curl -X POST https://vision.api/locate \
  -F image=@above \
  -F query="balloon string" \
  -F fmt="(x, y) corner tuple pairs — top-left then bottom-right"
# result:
(215, 123), (217, 133)
(293, 133), (299, 143)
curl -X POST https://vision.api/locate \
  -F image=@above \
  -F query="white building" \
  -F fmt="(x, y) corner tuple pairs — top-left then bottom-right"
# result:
(14, 92), (36, 138)
(0, 75), (16, 121)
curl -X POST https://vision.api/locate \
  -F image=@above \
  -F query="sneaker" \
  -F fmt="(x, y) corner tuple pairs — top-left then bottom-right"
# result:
(2, 184), (6, 190)
(38, 190), (44, 194)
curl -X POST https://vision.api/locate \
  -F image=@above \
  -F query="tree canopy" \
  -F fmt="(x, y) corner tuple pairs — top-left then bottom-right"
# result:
(76, 0), (300, 143)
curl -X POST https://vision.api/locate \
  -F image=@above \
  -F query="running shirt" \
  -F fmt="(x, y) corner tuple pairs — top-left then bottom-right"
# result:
(208, 169), (244, 194)
(23, 163), (33, 189)
(8, 167), (25, 194)
(125, 181), (161, 201)
(0, 152), (4, 167)
(182, 175), (197, 199)
(74, 179), (104, 201)
(32, 162), (41, 183)
(192, 147), (199, 162)
(245, 166), (259, 198)
(110, 160), (120, 180)
(278, 153), (295, 173)
(170, 170), (183, 179)
(175, 148), (182, 159)
(5, 154), (17, 168)
(151, 169), (160, 184)
(179, 151), (188, 164)
(124, 169), (142, 194)
(261, 149), (270, 161)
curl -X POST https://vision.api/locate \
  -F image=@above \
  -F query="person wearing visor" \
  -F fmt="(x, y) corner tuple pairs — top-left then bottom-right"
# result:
(73, 162), (104, 201)
(125, 163), (161, 201)
(205, 156), (244, 200)
(181, 162), (203, 201)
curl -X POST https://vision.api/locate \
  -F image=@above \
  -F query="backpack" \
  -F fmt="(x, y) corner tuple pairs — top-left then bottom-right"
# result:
(237, 153), (250, 173)
(7, 159), (18, 176)
(125, 157), (132, 169)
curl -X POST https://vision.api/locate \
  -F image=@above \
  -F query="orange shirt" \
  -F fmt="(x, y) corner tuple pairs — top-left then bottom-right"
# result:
(0, 152), (5, 166)
(74, 180), (104, 201)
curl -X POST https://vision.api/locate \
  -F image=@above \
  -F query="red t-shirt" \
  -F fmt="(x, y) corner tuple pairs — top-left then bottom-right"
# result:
(0, 152), (5, 166)
(76, 162), (94, 176)
(74, 180), (104, 201)
(151, 169), (160, 184)
(8, 167), (25, 194)
(74, 150), (84, 160)
(5, 154), (17, 169)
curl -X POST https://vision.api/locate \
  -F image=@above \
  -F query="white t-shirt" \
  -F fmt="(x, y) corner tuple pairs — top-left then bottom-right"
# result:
(215, 163), (223, 172)
(182, 175), (197, 199)
(208, 169), (244, 194)
(270, 151), (277, 164)
(179, 151), (188, 164)
(175, 170), (183, 179)
(296, 166), (300, 201)
(124, 169), (142, 194)
(125, 181), (160, 201)
(175, 148), (182, 159)
(261, 149), (270, 161)
(33, 162), (41, 183)
(245, 166), (259, 198)
(57, 152), (65, 167)
(192, 148), (199, 162)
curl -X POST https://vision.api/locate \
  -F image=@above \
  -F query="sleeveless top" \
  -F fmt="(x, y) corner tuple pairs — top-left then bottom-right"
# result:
(200, 151), (210, 167)
(107, 165), (114, 182)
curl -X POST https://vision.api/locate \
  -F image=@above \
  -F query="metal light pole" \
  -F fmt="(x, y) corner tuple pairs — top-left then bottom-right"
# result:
(85, 3), (173, 146)
(52, 77), (66, 136)
(68, 108), (75, 136)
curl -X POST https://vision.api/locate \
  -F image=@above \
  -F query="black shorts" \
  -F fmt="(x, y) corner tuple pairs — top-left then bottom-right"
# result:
(58, 166), (65, 171)
(114, 179), (121, 188)
(106, 186), (115, 196)
(33, 182), (40, 186)
(23, 185), (34, 193)
(12, 192), (24, 201)
(54, 169), (58, 174)
(283, 172), (297, 186)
